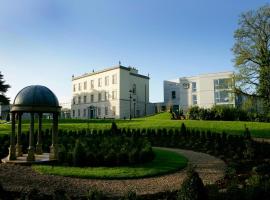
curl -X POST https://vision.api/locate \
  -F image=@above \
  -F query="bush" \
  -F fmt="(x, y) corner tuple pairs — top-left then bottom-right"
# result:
(73, 140), (87, 167)
(86, 188), (105, 200)
(177, 167), (208, 200)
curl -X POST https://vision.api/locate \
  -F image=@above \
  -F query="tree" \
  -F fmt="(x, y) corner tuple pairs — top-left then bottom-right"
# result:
(233, 5), (270, 113)
(0, 71), (10, 105)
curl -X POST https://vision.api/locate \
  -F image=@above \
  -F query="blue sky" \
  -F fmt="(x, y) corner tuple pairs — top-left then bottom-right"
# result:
(0, 0), (268, 103)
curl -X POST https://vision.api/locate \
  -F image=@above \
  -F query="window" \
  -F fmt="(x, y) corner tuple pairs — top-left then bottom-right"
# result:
(214, 78), (232, 90)
(105, 76), (109, 86)
(98, 107), (101, 116)
(112, 74), (117, 84)
(78, 83), (81, 91)
(73, 97), (76, 105)
(78, 96), (81, 104)
(215, 91), (231, 103)
(91, 80), (94, 89)
(112, 106), (116, 116)
(73, 110), (75, 117)
(91, 94), (94, 103)
(133, 84), (136, 94)
(84, 81), (87, 90)
(73, 84), (76, 92)
(98, 93), (102, 101)
(105, 107), (108, 115)
(192, 95), (197, 105)
(98, 78), (102, 87)
(192, 82), (197, 92)
(83, 96), (87, 103)
(83, 109), (86, 117)
(105, 92), (109, 101)
(171, 91), (176, 99)
(112, 91), (117, 100)
(78, 109), (80, 117)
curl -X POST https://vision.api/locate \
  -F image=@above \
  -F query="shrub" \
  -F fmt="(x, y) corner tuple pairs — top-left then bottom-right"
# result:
(86, 188), (105, 200)
(177, 166), (208, 200)
(73, 140), (86, 167)
(121, 190), (138, 200)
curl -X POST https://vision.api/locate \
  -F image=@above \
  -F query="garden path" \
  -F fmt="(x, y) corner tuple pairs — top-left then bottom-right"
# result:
(0, 148), (226, 197)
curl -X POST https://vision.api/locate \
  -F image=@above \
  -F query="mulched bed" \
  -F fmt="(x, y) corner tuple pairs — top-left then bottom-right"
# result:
(0, 148), (226, 198)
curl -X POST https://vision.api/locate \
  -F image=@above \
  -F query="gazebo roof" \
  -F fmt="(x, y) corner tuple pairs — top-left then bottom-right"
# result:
(11, 85), (61, 113)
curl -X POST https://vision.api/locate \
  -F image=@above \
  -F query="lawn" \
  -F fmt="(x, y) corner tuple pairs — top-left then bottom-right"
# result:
(1, 112), (270, 138)
(33, 147), (188, 179)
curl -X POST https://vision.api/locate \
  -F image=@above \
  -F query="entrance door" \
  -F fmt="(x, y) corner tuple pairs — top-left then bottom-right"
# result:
(90, 109), (94, 119)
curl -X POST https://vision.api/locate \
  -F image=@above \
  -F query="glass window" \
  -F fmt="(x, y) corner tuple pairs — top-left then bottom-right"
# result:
(83, 96), (87, 103)
(73, 97), (76, 105)
(105, 76), (109, 86)
(192, 82), (197, 92)
(192, 95), (197, 105)
(84, 81), (87, 90)
(105, 106), (108, 115)
(91, 94), (94, 102)
(171, 91), (176, 99)
(112, 106), (116, 116)
(73, 110), (75, 117)
(105, 92), (109, 101)
(214, 78), (232, 90)
(112, 74), (117, 84)
(78, 109), (80, 117)
(133, 84), (136, 94)
(73, 84), (76, 92)
(98, 78), (102, 87)
(91, 80), (94, 89)
(98, 107), (101, 116)
(98, 93), (102, 101)
(83, 109), (86, 117)
(112, 91), (117, 100)
(215, 91), (231, 103)
(78, 96), (81, 104)
(78, 83), (81, 91)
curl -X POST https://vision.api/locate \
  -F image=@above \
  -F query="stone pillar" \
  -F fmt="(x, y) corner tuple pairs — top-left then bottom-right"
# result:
(27, 113), (35, 161)
(50, 112), (58, 160)
(8, 112), (16, 160)
(16, 113), (23, 157)
(36, 113), (43, 154)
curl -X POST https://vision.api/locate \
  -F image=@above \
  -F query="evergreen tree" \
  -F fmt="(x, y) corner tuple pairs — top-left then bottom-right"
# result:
(0, 71), (10, 105)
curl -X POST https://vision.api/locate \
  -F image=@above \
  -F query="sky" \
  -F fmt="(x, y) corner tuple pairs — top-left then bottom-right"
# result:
(0, 0), (268, 104)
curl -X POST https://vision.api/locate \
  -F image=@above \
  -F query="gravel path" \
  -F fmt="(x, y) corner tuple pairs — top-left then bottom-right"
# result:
(0, 148), (226, 197)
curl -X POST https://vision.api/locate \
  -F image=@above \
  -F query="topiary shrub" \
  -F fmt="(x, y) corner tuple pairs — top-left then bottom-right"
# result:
(73, 140), (86, 167)
(177, 166), (208, 200)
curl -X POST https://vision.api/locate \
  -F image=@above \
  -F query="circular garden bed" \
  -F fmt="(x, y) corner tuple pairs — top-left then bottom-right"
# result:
(33, 148), (188, 179)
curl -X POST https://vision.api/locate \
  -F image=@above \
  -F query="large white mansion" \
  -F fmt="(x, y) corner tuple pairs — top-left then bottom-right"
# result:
(71, 65), (154, 119)
(164, 71), (235, 112)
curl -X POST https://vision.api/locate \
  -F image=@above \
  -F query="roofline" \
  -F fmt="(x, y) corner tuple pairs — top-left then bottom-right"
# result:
(72, 65), (149, 80)
(166, 71), (234, 82)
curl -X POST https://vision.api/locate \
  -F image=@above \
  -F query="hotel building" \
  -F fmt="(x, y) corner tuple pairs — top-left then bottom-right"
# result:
(71, 65), (153, 119)
(164, 71), (235, 112)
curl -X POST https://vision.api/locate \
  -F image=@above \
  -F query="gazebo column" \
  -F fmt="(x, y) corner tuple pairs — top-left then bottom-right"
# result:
(50, 112), (58, 160)
(27, 113), (35, 161)
(16, 113), (23, 157)
(8, 112), (16, 160)
(36, 113), (43, 154)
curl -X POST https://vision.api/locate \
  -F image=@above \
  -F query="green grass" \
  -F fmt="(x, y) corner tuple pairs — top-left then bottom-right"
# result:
(33, 148), (188, 179)
(1, 112), (270, 138)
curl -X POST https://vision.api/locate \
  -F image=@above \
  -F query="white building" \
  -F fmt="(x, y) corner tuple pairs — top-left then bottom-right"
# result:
(164, 71), (235, 112)
(71, 65), (154, 119)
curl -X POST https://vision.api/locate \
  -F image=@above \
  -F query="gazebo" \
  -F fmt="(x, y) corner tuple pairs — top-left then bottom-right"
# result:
(8, 85), (61, 162)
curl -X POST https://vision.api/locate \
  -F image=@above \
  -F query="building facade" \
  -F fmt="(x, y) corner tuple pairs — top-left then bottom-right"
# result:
(164, 71), (235, 112)
(71, 65), (153, 119)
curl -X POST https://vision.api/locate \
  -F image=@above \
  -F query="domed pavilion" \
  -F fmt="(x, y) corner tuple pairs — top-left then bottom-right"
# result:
(7, 85), (61, 162)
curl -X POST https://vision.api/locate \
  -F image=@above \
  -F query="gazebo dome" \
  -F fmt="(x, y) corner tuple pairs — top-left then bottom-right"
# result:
(11, 85), (61, 113)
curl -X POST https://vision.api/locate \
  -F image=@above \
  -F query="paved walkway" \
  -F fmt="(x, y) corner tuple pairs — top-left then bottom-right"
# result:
(0, 148), (226, 197)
